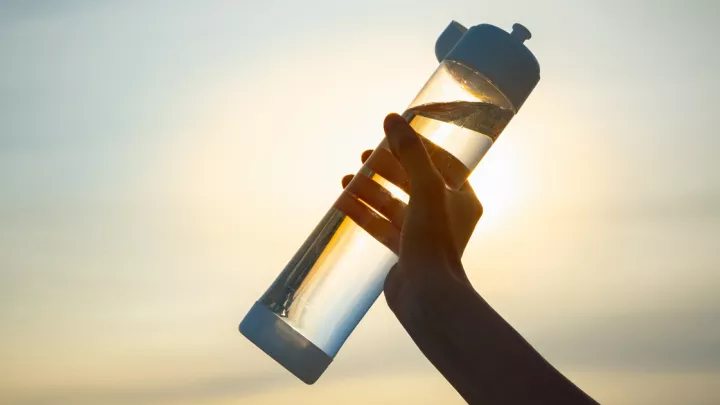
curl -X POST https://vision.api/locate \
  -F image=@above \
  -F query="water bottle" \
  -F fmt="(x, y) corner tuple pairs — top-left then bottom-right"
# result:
(240, 21), (541, 384)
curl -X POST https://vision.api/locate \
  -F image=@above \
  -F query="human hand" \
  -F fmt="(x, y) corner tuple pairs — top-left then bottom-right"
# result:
(336, 114), (598, 405)
(334, 113), (483, 297)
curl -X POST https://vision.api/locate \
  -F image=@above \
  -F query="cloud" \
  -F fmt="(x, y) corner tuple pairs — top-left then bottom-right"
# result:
(531, 305), (720, 372)
(5, 372), (284, 405)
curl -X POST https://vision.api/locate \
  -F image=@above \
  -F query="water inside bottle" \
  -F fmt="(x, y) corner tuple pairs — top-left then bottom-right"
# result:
(403, 101), (514, 189)
(406, 100), (513, 141)
(259, 100), (513, 356)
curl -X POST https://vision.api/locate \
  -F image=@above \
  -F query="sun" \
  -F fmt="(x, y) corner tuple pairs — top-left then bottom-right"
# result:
(467, 133), (529, 234)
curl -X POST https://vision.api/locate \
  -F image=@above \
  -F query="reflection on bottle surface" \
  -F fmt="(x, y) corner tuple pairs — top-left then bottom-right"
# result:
(259, 100), (513, 356)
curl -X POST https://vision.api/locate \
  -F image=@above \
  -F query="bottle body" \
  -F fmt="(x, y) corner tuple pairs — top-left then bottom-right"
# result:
(241, 60), (515, 383)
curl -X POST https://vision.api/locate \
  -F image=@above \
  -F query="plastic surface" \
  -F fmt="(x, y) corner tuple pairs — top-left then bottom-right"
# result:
(436, 21), (540, 111)
(239, 20), (539, 385)
(240, 301), (332, 384)
(435, 21), (468, 62)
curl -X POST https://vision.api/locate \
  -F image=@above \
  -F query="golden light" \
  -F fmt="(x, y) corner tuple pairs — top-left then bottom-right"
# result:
(468, 132), (530, 234)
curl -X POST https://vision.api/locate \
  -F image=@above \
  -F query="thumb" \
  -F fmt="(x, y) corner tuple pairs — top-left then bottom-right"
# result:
(384, 113), (450, 268)
(383, 113), (443, 194)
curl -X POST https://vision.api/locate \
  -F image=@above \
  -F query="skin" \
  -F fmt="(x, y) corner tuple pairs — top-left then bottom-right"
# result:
(336, 113), (599, 405)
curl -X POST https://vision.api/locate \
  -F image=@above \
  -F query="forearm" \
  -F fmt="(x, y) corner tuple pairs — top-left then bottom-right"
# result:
(390, 274), (597, 405)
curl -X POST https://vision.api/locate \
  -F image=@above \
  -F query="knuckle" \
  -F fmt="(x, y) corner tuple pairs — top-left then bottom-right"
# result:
(425, 173), (446, 193)
(473, 199), (483, 216)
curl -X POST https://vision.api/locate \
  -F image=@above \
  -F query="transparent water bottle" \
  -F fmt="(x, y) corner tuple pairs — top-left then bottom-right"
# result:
(240, 21), (541, 384)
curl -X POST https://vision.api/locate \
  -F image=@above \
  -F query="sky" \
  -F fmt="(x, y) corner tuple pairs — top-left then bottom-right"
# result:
(1, 0), (719, 404)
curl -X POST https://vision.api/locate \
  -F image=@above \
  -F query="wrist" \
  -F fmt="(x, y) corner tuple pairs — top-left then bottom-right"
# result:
(386, 265), (478, 327)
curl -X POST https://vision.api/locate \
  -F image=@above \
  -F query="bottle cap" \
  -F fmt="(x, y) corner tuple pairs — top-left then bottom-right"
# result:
(435, 21), (540, 111)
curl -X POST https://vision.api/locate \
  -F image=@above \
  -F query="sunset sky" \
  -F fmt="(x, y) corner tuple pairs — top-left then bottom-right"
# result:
(1, 1), (719, 404)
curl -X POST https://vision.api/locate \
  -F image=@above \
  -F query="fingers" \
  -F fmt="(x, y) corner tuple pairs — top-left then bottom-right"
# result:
(364, 147), (410, 194)
(458, 180), (475, 195)
(334, 192), (400, 254)
(384, 113), (451, 268)
(384, 113), (444, 195)
(345, 174), (406, 227)
(422, 139), (470, 190)
(361, 149), (373, 164)
(456, 180), (483, 219)
(338, 172), (406, 247)
(341, 174), (354, 189)
(359, 143), (470, 195)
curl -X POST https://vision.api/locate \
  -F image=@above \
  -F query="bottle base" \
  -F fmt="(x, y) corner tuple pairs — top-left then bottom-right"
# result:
(239, 301), (333, 384)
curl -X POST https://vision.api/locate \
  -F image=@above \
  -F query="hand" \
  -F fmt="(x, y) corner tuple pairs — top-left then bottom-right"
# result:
(335, 113), (483, 295)
(338, 114), (597, 405)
